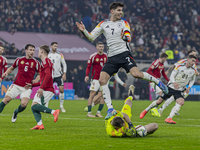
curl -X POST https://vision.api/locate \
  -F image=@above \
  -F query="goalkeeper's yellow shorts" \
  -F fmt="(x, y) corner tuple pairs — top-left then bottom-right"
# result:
(121, 104), (132, 119)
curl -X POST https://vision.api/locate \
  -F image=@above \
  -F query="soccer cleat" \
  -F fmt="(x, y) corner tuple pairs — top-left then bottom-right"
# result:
(165, 118), (176, 124)
(30, 124), (44, 130)
(53, 109), (60, 122)
(140, 110), (147, 119)
(157, 80), (168, 94)
(128, 85), (135, 97)
(60, 106), (66, 113)
(95, 112), (103, 117)
(84, 106), (88, 112)
(11, 109), (18, 123)
(87, 112), (95, 117)
(105, 108), (117, 120)
(150, 108), (161, 117)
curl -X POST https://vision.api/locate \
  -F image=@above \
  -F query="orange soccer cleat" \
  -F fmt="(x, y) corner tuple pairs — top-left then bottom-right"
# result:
(140, 110), (148, 119)
(53, 109), (60, 122)
(30, 124), (44, 130)
(165, 118), (176, 124)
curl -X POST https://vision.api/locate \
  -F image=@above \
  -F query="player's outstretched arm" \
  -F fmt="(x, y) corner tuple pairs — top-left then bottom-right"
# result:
(76, 21), (85, 31)
(2, 66), (15, 78)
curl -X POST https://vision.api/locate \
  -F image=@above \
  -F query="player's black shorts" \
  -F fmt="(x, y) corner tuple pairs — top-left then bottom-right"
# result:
(161, 86), (184, 100)
(53, 76), (64, 86)
(101, 51), (137, 76)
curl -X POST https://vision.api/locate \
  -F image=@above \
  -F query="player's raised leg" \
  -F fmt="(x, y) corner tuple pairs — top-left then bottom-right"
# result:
(130, 67), (168, 94)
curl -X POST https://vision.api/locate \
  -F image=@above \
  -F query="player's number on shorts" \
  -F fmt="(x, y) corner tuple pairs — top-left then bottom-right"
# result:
(24, 66), (28, 72)
(111, 28), (114, 35)
(126, 57), (130, 62)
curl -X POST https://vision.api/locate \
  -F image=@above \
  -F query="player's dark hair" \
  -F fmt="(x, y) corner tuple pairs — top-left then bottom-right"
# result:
(25, 44), (35, 50)
(188, 50), (196, 55)
(40, 45), (50, 54)
(51, 42), (58, 46)
(112, 116), (125, 128)
(0, 45), (4, 49)
(159, 52), (168, 58)
(96, 41), (104, 46)
(188, 55), (197, 59)
(109, 2), (124, 10)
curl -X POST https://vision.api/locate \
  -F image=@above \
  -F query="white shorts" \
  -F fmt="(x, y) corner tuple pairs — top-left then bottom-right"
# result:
(33, 91), (54, 105)
(150, 82), (162, 94)
(6, 84), (32, 99)
(89, 79), (100, 91)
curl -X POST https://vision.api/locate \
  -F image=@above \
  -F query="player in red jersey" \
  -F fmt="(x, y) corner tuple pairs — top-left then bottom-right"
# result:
(146, 52), (169, 117)
(25, 45), (60, 130)
(84, 42), (107, 117)
(0, 44), (40, 122)
(0, 45), (8, 88)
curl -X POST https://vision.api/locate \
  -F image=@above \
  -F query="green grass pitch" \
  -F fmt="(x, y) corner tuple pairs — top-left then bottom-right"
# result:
(0, 99), (200, 150)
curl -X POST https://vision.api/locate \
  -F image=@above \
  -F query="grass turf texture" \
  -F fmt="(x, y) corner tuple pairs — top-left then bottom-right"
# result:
(0, 99), (200, 150)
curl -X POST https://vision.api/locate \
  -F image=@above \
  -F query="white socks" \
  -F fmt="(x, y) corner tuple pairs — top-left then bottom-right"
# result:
(143, 72), (159, 84)
(101, 84), (113, 109)
(168, 103), (181, 118)
(59, 93), (64, 107)
(51, 110), (55, 115)
(37, 120), (43, 125)
(145, 100), (158, 111)
(160, 96), (174, 112)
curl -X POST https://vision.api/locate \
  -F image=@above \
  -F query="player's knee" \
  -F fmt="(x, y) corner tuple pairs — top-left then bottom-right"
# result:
(21, 102), (28, 108)
(131, 71), (142, 78)
(99, 78), (107, 86)
(2, 96), (12, 104)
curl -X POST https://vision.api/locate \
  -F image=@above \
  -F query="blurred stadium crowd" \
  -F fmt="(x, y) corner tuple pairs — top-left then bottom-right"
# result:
(0, 0), (200, 61)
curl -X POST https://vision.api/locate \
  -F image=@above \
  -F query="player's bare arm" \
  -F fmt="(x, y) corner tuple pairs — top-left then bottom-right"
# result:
(2, 66), (15, 78)
(84, 76), (89, 83)
(25, 83), (32, 89)
(32, 74), (40, 83)
(62, 73), (66, 81)
(166, 65), (175, 75)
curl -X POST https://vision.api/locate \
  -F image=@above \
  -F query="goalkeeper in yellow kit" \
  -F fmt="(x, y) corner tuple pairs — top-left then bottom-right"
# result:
(105, 85), (158, 137)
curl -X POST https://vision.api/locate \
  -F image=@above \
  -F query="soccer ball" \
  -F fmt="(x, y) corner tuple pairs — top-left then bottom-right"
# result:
(135, 125), (147, 137)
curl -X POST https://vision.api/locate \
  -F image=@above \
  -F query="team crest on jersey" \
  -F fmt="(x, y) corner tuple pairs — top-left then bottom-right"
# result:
(104, 58), (106, 62)
(96, 58), (99, 62)
(21, 61), (24, 64)
(118, 23), (122, 28)
(31, 62), (34, 68)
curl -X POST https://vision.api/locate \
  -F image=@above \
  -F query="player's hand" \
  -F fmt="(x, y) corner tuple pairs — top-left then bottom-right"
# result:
(32, 79), (38, 84)
(125, 128), (136, 137)
(62, 73), (66, 81)
(37, 88), (43, 98)
(123, 83), (127, 87)
(76, 21), (85, 31)
(2, 72), (8, 78)
(121, 29), (124, 39)
(25, 83), (32, 90)
(185, 88), (190, 94)
(173, 82), (180, 89)
(84, 76), (89, 83)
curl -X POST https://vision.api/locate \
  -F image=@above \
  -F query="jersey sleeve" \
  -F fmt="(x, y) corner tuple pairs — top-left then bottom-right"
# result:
(12, 58), (20, 68)
(60, 53), (67, 73)
(170, 65), (180, 83)
(85, 55), (94, 76)
(82, 21), (104, 41)
(122, 21), (131, 42)
(147, 60), (158, 76)
(162, 68), (169, 82)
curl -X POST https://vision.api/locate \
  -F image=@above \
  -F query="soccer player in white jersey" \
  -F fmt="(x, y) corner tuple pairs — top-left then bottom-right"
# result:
(140, 55), (197, 124)
(47, 42), (67, 112)
(152, 50), (199, 117)
(76, 2), (168, 120)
